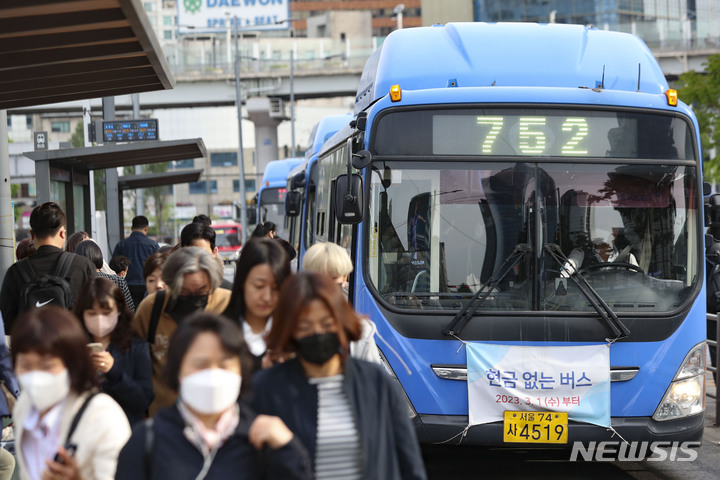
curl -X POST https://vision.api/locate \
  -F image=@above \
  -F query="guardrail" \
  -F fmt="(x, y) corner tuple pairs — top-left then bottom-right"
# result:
(707, 313), (719, 426)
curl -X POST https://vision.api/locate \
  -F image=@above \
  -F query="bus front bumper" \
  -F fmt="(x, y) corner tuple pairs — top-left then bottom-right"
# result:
(414, 412), (705, 446)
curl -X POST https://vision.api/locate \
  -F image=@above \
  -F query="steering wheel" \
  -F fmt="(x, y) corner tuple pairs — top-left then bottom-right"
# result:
(579, 262), (644, 275)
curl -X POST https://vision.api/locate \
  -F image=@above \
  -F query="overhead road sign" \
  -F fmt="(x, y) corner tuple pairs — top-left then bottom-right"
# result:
(0, 0), (175, 111)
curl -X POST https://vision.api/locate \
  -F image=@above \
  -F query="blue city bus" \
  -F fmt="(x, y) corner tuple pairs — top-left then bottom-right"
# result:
(309, 23), (707, 446)
(257, 157), (303, 238)
(284, 114), (353, 262)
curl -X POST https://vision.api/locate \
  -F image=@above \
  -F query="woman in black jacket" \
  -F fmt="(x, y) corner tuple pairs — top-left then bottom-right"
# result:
(252, 272), (427, 480)
(116, 312), (311, 480)
(73, 276), (153, 425)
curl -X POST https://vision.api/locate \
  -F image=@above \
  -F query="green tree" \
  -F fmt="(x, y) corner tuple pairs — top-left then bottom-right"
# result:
(70, 120), (106, 210)
(10, 183), (22, 226)
(676, 54), (720, 182)
(122, 163), (172, 239)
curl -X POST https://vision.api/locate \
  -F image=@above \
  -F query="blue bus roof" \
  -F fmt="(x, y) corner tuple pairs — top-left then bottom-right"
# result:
(260, 157), (304, 189)
(356, 22), (668, 113)
(305, 113), (353, 159)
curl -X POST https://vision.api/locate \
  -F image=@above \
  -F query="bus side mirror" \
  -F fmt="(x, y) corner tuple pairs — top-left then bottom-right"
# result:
(246, 207), (257, 225)
(285, 191), (302, 217)
(335, 174), (364, 224)
(352, 150), (372, 169)
(291, 171), (306, 189)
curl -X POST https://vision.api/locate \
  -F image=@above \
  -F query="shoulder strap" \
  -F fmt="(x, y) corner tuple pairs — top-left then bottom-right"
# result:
(65, 393), (97, 446)
(147, 290), (166, 344)
(54, 252), (75, 279)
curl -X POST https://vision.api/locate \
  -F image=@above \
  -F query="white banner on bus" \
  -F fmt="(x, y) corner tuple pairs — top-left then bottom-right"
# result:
(467, 343), (611, 427)
(177, 0), (290, 34)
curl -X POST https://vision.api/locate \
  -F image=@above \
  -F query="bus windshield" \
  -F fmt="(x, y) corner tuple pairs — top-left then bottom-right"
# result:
(259, 187), (287, 229)
(367, 161), (699, 313)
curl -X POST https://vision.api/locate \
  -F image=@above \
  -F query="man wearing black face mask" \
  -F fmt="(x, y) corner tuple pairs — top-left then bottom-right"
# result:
(132, 247), (231, 416)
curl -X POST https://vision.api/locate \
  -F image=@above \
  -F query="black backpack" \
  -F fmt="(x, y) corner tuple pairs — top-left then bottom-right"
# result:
(16, 252), (75, 312)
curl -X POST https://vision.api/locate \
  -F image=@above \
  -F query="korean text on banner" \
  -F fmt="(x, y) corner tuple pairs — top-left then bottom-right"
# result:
(467, 343), (610, 427)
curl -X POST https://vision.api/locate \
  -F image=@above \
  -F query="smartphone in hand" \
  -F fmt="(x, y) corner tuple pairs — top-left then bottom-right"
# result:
(53, 444), (77, 463)
(86, 343), (104, 353)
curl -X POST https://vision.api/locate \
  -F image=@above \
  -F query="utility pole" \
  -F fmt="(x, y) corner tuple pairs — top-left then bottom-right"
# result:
(234, 17), (248, 246)
(0, 111), (13, 287)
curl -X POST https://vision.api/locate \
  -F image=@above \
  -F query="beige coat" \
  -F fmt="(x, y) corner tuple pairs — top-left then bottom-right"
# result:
(132, 288), (232, 415)
(13, 391), (131, 480)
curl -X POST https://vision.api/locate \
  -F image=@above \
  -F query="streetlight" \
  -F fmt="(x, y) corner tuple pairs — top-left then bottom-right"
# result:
(232, 16), (296, 245)
(394, 4), (405, 30)
(277, 18), (300, 157)
(233, 15), (249, 246)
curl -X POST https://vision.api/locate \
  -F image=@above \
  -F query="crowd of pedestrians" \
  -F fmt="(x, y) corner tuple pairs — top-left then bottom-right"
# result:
(0, 202), (427, 480)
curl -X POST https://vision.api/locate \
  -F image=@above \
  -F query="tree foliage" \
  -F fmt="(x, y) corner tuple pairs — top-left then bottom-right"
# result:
(676, 54), (720, 182)
(122, 163), (172, 239)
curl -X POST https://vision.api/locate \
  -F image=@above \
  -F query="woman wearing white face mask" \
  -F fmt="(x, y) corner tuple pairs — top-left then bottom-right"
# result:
(11, 306), (131, 480)
(73, 277), (153, 425)
(116, 312), (311, 480)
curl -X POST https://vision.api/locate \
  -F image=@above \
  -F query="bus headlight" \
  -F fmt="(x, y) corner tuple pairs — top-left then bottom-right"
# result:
(653, 342), (705, 421)
(378, 348), (417, 420)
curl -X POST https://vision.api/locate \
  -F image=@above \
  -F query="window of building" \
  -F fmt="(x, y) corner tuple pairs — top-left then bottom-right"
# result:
(6, 116), (10, 128)
(189, 180), (218, 194)
(144, 2), (153, 12)
(210, 152), (237, 167)
(51, 121), (70, 133)
(163, 16), (173, 26)
(26, 115), (32, 129)
(172, 159), (194, 168)
(233, 179), (256, 193)
(164, 30), (173, 40)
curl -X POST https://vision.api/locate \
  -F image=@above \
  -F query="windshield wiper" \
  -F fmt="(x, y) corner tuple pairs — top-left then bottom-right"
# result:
(443, 243), (531, 337)
(544, 243), (630, 341)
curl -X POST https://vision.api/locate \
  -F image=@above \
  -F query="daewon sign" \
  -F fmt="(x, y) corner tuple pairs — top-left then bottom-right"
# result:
(178, 0), (290, 33)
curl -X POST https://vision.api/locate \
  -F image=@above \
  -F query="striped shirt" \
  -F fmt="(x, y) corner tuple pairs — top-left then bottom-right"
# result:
(97, 272), (136, 313)
(309, 375), (363, 480)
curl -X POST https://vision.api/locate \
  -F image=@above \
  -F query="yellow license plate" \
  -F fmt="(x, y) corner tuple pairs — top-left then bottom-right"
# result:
(503, 411), (568, 444)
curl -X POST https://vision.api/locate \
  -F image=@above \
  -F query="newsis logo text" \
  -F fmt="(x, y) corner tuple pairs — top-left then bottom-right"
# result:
(569, 441), (701, 462)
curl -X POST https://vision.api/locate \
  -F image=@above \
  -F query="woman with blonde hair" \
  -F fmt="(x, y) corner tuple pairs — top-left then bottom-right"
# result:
(301, 242), (353, 290)
(302, 242), (381, 364)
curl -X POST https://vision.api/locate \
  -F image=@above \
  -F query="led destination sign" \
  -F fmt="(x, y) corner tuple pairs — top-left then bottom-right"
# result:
(103, 119), (159, 143)
(373, 109), (692, 160)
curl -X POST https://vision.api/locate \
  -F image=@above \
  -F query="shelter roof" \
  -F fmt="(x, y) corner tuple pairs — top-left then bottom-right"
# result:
(0, 0), (175, 110)
(118, 169), (203, 190)
(24, 138), (206, 170)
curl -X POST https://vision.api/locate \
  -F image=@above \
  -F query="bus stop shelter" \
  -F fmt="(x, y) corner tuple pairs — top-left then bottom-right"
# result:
(0, 0), (192, 281)
(23, 139), (206, 248)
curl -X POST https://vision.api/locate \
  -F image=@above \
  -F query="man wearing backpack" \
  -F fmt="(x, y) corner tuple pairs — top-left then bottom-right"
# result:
(112, 215), (159, 308)
(0, 202), (96, 333)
